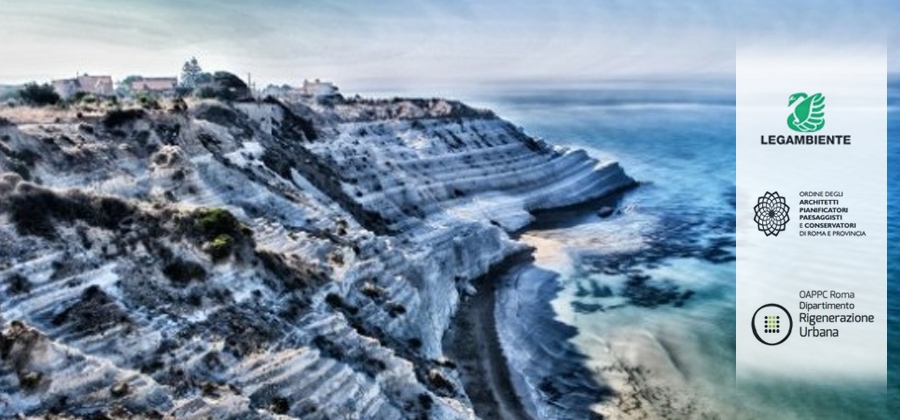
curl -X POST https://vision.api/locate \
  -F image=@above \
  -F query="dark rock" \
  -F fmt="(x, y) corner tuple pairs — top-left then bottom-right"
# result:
(575, 282), (590, 297)
(110, 381), (130, 397)
(427, 369), (455, 394)
(571, 301), (605, 314)
(674, 290), (696, 307)
(538, 377), (563, 402)
(597, 206), (615, 218)
(360, 282), (385, 301)
(163, 258), (206, 286)
(51, 285), (131, 334)
(418, 393), (434, 411)
(591, 282), (613, 298)
(387, 302), (407, 318)
(271, 396), (290, 415)
(407, 337), (423, 349)
(19, 370), (43, 391)
(181, 305), (282, 358)
(102, 109), (145, 128)
(5, 273), (31, 295)
(622, 275), (682, 308)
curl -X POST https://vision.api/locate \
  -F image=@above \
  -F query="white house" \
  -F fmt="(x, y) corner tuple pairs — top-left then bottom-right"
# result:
(302, 79), (339, 97)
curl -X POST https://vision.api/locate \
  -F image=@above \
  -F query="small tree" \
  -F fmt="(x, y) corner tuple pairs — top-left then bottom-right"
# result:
(19, 83), (60, 106)
(117, 75), (143, 96)
(181, 57), (204, 88)
(193, 71), (251, 101)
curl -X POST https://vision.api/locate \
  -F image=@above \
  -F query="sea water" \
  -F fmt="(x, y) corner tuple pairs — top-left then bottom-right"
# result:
(462, 81), (898, 419)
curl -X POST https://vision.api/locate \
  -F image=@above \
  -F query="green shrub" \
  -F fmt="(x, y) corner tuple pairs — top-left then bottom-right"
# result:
(207, 234), (234, 261)
(102, 109), (145, 128)
(19, 83), (59, 106)
(188, 208), (245, 261)
(5, 186), (134, 238)
(195, 86), (216, 99)
(137, 93), (160, 110)
(192, 71), (251, 101)
(72, 91), (90, 103)
(195, 208), (240, 236)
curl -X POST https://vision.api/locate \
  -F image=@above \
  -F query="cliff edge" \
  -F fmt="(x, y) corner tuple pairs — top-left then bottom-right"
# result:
(0, 94), (634, 419)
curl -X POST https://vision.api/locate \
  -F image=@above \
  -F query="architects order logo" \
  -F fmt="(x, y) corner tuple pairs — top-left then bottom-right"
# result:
(787, 92), (825, 132)
(754, 191), (790, 236)
(752, 303), (793, 346)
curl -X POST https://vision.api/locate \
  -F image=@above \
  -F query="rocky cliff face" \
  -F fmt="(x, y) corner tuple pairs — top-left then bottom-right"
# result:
(0, 95), (634, 419)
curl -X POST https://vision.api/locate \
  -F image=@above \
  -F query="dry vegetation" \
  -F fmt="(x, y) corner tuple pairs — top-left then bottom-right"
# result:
(0, 97), (189, 125)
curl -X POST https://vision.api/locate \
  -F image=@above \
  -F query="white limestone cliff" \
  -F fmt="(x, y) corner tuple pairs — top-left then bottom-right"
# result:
(0, 95), (633, 419)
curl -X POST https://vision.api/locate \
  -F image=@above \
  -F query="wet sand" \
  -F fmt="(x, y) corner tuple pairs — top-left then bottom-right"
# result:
(518, 233), (571, 271)
(444, 252), (534, 420)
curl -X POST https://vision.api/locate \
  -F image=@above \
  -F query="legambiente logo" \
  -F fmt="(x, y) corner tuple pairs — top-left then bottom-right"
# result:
(759, 91), (851, 145)
(787, 92), (825, 132)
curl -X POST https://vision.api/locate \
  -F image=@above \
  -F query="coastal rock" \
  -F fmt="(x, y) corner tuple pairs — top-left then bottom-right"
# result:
(597, 206), (614, 218)
(0, 94), (633, 419)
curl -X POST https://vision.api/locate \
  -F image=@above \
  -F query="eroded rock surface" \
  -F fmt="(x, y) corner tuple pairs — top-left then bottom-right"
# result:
(0, 95), (633, 419)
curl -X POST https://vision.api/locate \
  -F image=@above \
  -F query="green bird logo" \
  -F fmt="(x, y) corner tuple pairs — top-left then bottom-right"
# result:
(787, 92), (825, 132)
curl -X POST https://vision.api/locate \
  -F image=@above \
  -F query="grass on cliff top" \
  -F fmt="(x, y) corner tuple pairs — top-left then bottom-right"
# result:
(0, 96), (194, 125)
(186, 207), (251, 262)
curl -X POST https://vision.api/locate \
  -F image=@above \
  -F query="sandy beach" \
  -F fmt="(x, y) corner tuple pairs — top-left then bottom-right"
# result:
(444, 252), (535, 420)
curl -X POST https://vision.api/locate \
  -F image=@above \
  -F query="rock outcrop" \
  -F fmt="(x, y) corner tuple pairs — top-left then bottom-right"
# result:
(0, 95), (634, 419)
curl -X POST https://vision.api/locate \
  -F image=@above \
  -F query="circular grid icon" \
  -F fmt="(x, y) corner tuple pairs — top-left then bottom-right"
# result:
(752, 304), (792, 345)
(763, 315), (780, 333)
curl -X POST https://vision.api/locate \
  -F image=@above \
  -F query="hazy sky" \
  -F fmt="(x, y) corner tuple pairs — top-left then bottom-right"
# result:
(0, 1), (897, 92)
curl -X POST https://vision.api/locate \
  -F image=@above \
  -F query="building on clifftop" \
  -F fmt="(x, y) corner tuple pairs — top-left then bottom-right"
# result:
(52, 74), (114, 99)
(130, 77), (179, 95)
(302, 79), (339, 97)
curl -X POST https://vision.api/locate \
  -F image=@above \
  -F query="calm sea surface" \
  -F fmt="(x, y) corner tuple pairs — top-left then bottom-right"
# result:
(461, 82), (898, 419)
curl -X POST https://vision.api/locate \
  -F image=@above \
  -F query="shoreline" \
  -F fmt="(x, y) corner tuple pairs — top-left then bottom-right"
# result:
(442, 184), (638, 419)
(443, 250), (535, 420)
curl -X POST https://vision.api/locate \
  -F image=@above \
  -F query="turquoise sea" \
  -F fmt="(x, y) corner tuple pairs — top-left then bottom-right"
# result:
(887, 80), (899, 412)
(458, 81), (898, 419)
